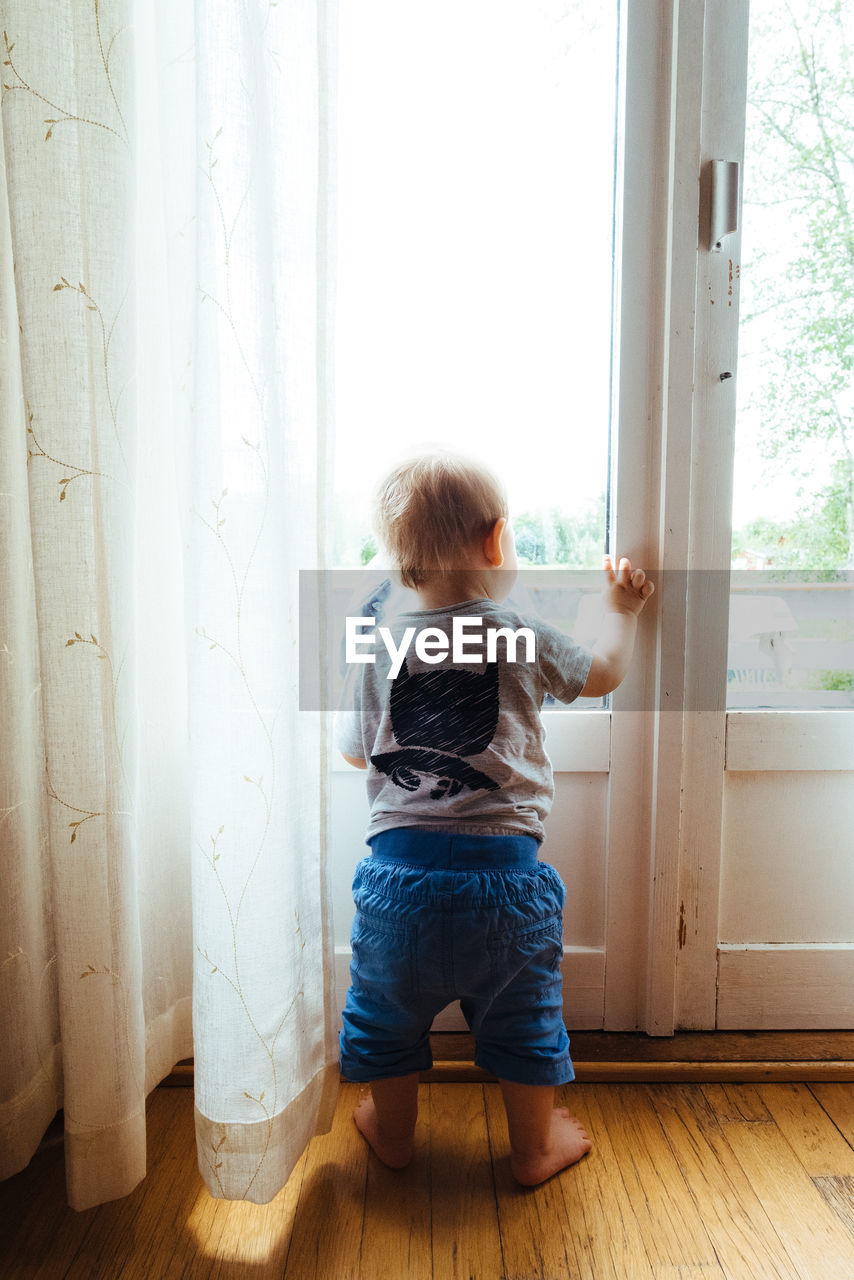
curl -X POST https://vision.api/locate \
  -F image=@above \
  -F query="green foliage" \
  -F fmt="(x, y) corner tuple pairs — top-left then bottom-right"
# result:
(732, 466), (850, 570)
(810, 669), (854, 692)
(359, 535), (377, 566)
(513, 496), (606, 568)
(740, 0), (854, 565)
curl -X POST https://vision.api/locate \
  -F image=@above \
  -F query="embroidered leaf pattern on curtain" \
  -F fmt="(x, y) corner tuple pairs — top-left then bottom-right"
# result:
(0, 0), (338, 1209)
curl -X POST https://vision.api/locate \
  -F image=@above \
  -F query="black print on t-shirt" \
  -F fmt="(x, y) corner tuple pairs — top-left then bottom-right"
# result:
(371, 656), (500, 799)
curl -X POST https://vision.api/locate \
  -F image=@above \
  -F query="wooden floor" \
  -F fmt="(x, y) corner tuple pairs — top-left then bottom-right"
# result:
(3, 1079), (854, 1279)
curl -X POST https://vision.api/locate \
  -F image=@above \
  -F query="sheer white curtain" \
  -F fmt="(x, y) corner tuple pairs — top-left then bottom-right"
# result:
(0, 0), (339, 1210)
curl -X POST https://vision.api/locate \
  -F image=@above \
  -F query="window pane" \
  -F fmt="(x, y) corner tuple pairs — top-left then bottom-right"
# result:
(332, 0), (619, 575)
(729, 0), (854, 708)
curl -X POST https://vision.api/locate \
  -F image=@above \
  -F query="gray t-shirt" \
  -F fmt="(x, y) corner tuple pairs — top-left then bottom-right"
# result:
(334, 595), (593, 844)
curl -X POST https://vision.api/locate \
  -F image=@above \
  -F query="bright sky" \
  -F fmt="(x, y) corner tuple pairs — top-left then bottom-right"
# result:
(333, 1), (615, 546)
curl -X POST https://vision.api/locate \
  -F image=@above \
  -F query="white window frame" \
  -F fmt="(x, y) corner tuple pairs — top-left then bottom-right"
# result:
(645, 0), (854, 1033)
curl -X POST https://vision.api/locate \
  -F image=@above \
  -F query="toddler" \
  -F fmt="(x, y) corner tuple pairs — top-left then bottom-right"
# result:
(335, 452), (654, 1186)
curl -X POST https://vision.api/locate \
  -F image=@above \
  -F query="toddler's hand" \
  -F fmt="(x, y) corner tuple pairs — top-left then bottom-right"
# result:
(602, 555), (655, 617)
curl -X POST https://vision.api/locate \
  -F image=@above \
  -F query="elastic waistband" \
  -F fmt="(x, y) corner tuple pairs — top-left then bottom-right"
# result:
(367, 827), (540, 869)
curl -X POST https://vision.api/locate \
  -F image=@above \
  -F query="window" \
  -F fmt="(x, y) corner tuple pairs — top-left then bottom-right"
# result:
(332, 0), (620, 581)
(728, 0), (854, 708)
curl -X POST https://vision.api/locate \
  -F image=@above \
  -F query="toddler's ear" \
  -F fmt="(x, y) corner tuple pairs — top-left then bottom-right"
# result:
(483, 517), (507, 567)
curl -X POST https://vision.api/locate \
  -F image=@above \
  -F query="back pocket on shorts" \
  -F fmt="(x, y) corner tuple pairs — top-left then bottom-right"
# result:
(485, 914), (564, 995)
(350, 909), (419, 999)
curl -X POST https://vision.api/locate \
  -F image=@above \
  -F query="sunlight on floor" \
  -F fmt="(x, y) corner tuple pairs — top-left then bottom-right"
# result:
(184, 1149), (308, 1266)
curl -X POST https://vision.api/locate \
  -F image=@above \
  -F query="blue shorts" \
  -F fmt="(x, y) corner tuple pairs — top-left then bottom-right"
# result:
(339, 828), (574, 1087)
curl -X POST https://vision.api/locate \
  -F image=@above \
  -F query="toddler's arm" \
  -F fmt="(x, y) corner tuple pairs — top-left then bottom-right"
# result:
(580, 556), (654, 697)
(341, 752), (368, 769)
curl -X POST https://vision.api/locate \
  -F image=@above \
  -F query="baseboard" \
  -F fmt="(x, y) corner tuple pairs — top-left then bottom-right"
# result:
(416, 1030), (854, 1083)
(159, 1030), (854, 1087)
(423, 1060), (854, 1083)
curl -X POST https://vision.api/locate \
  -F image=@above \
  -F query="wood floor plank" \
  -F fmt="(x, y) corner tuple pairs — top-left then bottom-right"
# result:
(811, 1175), (854, 1240)
(0, 1090), (311, 1280)
(752, 1084), (854, 1179)
(357, 1084), (432, 1280)
(10, 1081), (854, 1280)
(650, 1085), (801, 1280)
(483, 1083), (581, 1280)
(0, 1121), (114, 1280)
(553, 1084), (657, 1280)
(724, 1120), (854, 1278)
(63, 1089), (307, 1280)
(25, 1091), (194, 1280)
(701, 1084), (774, 1125)
(175, 1149), (308, 1280)
(0, 1118), (96, 1280)
(65, 1089), (204, 1280)
(282, 1082), (368, 1280)
(809, 1083), (854, 1148)
(428, 1083), (505, 1280)
(653, 1268), (728, 1279)
(593, 1083), (719, 1270)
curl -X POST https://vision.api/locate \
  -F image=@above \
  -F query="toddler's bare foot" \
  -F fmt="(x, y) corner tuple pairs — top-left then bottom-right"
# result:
(510, 1107), (592, 1187)
(353, 1094), (414, 1169)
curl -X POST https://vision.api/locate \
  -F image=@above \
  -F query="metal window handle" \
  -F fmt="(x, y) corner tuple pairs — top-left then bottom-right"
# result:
(710, 160), (739, 250)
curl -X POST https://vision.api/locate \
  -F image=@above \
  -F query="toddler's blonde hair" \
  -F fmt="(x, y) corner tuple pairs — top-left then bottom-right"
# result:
(372, 452), (508, 589)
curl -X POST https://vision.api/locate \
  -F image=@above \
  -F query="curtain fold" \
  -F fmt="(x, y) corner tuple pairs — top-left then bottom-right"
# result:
(0, 0), (338, 1209)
